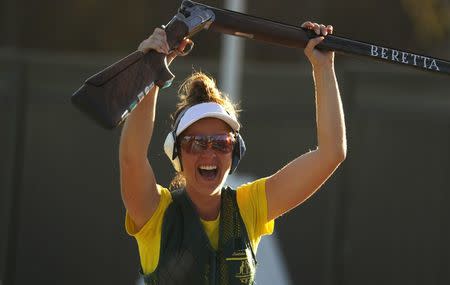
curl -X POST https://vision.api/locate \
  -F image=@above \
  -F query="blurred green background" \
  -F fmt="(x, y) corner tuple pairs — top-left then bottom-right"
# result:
(1, 0), (449, 284)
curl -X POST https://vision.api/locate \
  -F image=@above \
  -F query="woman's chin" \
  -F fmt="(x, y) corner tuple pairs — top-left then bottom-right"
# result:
(195, 171), (228, 194)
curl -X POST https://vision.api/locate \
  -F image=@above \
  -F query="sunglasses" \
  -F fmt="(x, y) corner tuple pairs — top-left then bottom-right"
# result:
(179, 133), (236, 154)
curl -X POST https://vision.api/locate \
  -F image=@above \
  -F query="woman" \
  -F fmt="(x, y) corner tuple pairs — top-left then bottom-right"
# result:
(119, 21), (346, 284)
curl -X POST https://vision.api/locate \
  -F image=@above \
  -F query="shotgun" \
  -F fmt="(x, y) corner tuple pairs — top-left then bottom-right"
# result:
(71, 0), (450, 129)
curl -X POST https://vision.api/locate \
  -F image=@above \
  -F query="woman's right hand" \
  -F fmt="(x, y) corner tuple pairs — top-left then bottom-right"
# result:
(301, 21), (334, 71)
(138, 27), (192, 65)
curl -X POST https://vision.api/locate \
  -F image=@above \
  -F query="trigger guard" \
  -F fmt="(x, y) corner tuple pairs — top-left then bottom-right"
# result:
(175, 41), (195, 57)
(161, 23), (194, 57)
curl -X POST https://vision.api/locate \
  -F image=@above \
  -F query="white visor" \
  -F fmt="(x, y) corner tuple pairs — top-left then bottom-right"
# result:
(175, 102), (240, 135)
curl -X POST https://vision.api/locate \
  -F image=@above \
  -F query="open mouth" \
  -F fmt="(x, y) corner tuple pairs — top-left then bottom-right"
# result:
(198, 165), (219, 180)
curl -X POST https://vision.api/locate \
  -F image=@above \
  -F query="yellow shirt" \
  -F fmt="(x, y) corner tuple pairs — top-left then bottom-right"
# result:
(125, 177), (274, 274)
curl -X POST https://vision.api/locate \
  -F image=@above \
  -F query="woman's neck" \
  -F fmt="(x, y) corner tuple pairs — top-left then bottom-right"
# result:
(186, 187), (221, 221)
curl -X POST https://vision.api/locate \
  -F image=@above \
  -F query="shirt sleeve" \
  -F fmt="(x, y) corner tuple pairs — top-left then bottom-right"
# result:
(236, 177), (275, 253)
(124, 185), (172, 274)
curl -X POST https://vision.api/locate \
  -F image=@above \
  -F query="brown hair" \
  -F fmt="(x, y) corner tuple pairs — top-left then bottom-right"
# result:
(168, 71), (239, 190)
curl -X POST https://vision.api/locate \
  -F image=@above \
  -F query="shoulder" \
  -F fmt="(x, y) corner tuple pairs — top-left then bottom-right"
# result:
(155, 185), (174, 218)
(159, 185), (173, 201)
(126, 184), (173, 236)
(236, 177), (268, 202)
(234, 177), (274, 252)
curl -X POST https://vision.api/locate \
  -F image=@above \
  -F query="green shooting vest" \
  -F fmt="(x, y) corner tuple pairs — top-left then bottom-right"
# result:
(142, 187), (257, 285)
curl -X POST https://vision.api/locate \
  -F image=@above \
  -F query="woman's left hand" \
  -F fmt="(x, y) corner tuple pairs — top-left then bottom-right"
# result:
(301, 21), (334, 70)
(137, 27), (193, 66)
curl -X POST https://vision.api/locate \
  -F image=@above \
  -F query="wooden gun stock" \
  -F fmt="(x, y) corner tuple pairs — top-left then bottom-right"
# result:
(71, 18), (189, 129)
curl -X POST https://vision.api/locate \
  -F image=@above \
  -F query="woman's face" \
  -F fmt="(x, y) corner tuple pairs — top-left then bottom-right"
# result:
(180, 118), (233, 196)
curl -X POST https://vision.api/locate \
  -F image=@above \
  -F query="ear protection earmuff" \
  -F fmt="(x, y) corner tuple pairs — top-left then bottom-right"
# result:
(163, 103), (246, 174)
(229, 132), (246, 173)
(163, 107), (189, 172)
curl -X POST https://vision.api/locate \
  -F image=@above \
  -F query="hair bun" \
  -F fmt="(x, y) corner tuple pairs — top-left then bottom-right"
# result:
(180, 72), (220, 105)
(173, 71), (239, 122)
(188, 78), (211, 103)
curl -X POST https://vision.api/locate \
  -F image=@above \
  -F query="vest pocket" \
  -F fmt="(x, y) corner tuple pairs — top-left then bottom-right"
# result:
(224, 248), (256, 284)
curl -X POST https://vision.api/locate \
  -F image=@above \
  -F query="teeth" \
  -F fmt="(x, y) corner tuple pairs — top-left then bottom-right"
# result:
(199, 165), (217, 170)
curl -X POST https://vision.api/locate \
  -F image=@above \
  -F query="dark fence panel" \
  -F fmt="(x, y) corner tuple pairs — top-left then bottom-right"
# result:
(0, 57), (23, 284)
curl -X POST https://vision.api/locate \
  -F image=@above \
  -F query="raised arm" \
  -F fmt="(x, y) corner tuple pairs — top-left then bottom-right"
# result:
(119, 28), (190, 230)
(265, 22), (347, 221)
